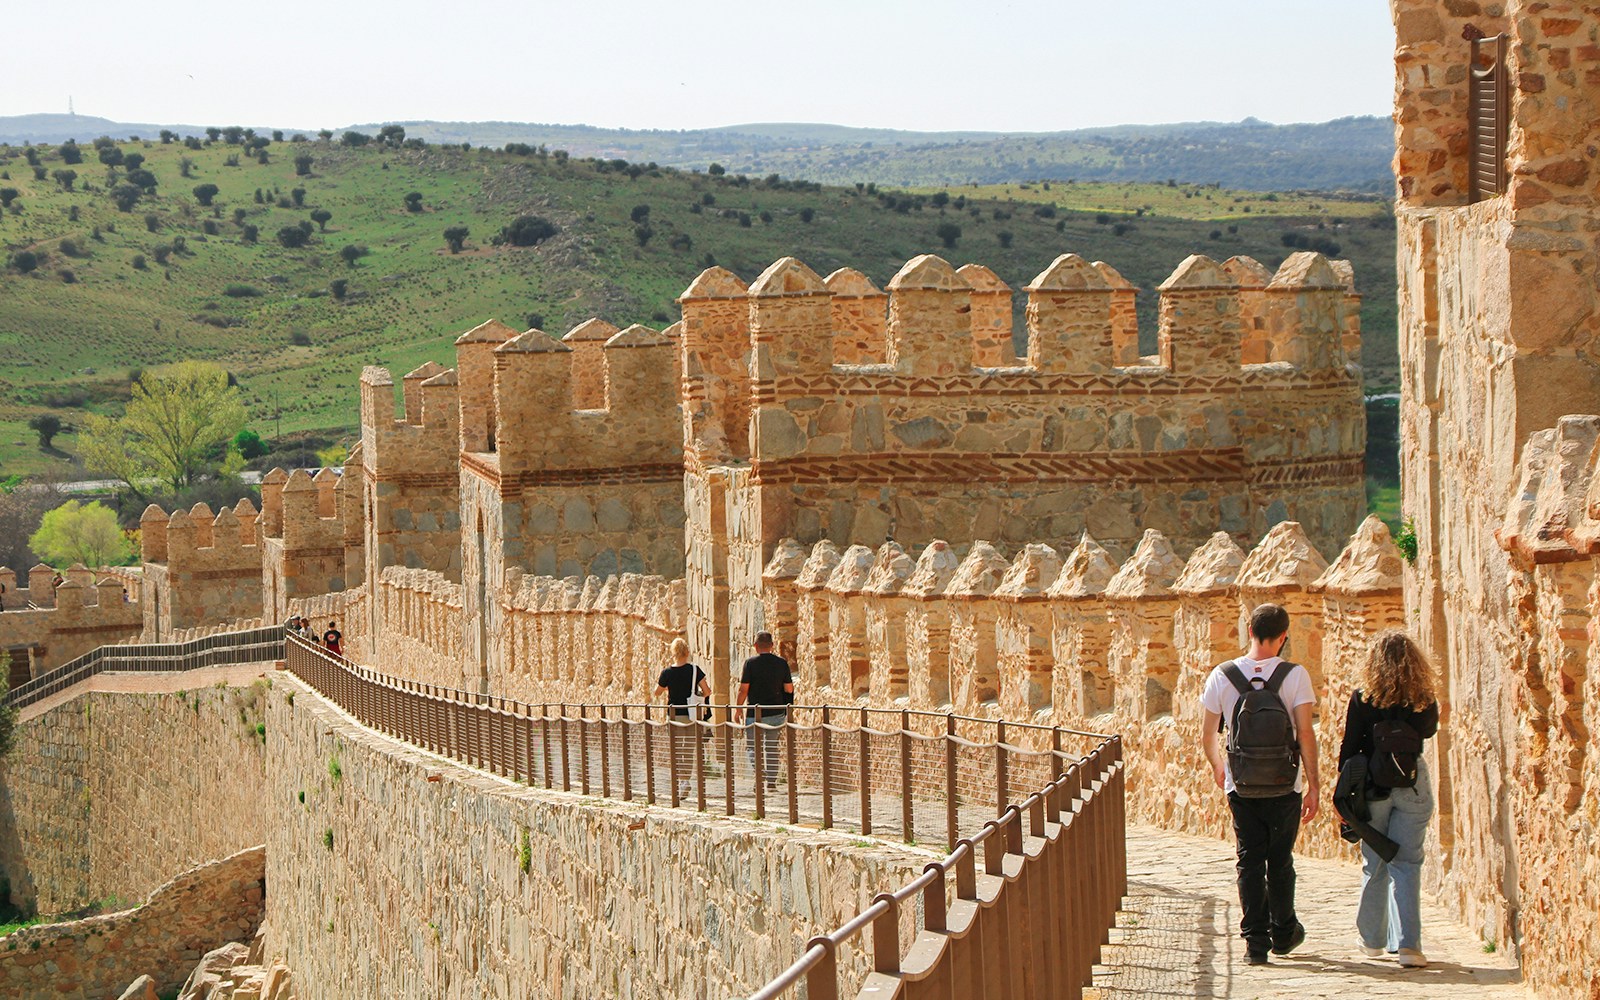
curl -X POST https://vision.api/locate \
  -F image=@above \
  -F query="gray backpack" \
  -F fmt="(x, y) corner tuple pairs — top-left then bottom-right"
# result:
(1222, 661), (1301, 798)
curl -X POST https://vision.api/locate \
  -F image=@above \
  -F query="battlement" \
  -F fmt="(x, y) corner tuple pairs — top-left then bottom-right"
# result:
(140, 500), (261, 567)
(136, 499), (264, 638)
(359, 363), (460, 480)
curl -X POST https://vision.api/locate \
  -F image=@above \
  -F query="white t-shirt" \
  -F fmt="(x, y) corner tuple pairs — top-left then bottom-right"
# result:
(1200, 655), (1316, 794)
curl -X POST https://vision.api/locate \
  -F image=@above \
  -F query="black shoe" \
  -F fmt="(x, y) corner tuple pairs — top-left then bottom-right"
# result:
(1272, 922), (1307, 956)
(1246, 949), (1270, 966)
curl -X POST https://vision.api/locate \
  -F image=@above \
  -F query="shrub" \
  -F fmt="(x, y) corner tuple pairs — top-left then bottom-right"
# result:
(799, 207), (814, 223)
(497, 214), (559, 247)
(294, 153), (313, 177)
(340, 131), (371, 147)
(403, 192), (423, 212)
(59, 141), (83, 165)
(9, 250), (38, 273)
(329, 278), (348, 300)
(633, 223), (654, 246)
(935, 222), (961, 249)
(192, 183), (220, 206)
(131, 254), (147, 270)
(442, 226), (469, 253)
(338, 244), (365, 267)
(203, 220), (219, 235)
(997, 230), (1013, 248)
(57, 268), (75, 284)
(152, 245), (172, 265)
(630, 204), (650, 223)
(311, 209), (332, 231)
(52, 169), (77, 191)
(223, 283), (261, 298)
(276, 226), (310, 249)
(143, 213), (160, 233)
(290, 330), (312, 346)
(59, 239), (80, 258)
(110, 185), (142, 212)
(241, 224), (259, 244)
(0, 187), (19, 207)
(1395, 518), (1418, 564)
(291, 188), (306, 207)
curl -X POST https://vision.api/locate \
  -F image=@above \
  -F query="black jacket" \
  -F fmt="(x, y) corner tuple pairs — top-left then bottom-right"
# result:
(1333, 754), (1399, 862)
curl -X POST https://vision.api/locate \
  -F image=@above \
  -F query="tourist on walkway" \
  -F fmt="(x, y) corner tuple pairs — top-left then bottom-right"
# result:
(736, 631), (792, 790)
(323, 620), (342, 656)
(658, 637), (710, 797)
(1199, 603), (1319, 965)
(1339, 630), (1439, 968)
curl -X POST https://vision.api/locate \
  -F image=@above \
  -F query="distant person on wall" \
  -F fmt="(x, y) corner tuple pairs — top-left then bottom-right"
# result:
(323, 620), (342, 656)
(735, 631), (793, 790)
(657, 637), (711, 798)
(1200, 603), (1319, 966)
(1339, 630), (1439, 969)
(0, 580), (6, 611)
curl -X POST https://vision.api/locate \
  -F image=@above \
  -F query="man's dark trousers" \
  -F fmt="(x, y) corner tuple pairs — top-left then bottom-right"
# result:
(1227, 791), (1301, 954)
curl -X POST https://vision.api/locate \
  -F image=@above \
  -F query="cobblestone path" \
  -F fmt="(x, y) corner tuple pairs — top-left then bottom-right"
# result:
(1090, 825), (1526, 999)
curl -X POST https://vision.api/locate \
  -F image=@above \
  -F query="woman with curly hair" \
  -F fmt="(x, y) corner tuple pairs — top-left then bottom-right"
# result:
(1338, 630), (1440, 967)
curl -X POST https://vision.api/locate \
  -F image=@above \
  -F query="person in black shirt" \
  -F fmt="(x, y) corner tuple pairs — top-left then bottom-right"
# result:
(658, 637), (710, 798)
(1339, 630), (1439, 968)
(323, 621), (342, 657)
(737, 631), (792, 789)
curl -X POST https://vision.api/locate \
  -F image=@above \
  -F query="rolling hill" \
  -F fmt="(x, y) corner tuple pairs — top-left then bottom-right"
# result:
(0, 135), (1396, 482)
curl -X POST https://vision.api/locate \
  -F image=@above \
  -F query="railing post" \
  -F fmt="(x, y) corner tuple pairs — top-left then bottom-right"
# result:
(668, 712), (680, 808)
(722, 712), (734, 816)
(945, 713), (957, 851)
(858, 706), (871, 837)
(804, 937), (839, 1000)
(695, 710), (707, 812)
(542, 704), (553, 790)
(753, 718), (766, 819)
(870, 893), (900, 975)
(620, 708), (632, 802)
(560, 704), (570, 792)
(642, 705), (655, 804)
(786, 716), (799, 826)
(599, 705), (611, 799)
(995, 719), (1009, 819)
(579, 707), (591, 796)
(900, 708), (913, 844)
(821, 706), (833, 831)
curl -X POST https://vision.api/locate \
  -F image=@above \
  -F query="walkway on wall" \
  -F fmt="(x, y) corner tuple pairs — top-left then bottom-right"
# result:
(1093, 826), (1526, 999)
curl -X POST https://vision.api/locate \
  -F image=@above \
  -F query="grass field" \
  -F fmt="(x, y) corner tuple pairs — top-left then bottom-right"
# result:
(0, 138), (1398, 479)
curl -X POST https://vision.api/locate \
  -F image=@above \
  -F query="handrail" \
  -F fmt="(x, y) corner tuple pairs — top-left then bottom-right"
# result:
(5, 625), (286, 710)
(280, 634), (1126, 999)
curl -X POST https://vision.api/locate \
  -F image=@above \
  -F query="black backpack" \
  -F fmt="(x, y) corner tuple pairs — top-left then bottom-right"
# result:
(1369, 707), (1422, 789)
(1222, 661), (1301, 798)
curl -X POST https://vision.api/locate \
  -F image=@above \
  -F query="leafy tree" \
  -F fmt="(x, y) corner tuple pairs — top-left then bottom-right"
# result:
(29, 500), (134, 568)
(98, 146), (124, 166)
(143, 213), (160, 233)
(935, 222), (962, 249)
(52, 169), (77, 191)
(205, 127), (222, 142)
(442, 226), (469, 253)
(707, 163), (725, 176)
(127, 168), (158, 192)
(276, 226), (310, 248)
(192, 183), (220, 206)
(23, 147), (39, 166)
(799, 207), (815, 223)
(123, 152), (145, 172)
(317, 129), (333, 141)
(11, 250), (38, 274)
(497, 214), (558, 247)
(338, 244), (364, 266)
(630, 204), (650, 223)
(78, 361), (246, 497)
(294, 153), (313, 176)
(340, 131), (371, 147)
(0, 187), (18, 207)
(151, 245), (172, 265)
(291, 187), (306, 207)
(222, 126), (245, 145)
(111, 184), (143, 212)
(377, 125), (406, 148)
(329, 277), (349, 299)
(930, 191), (950, 207)
(241, 224), (259, 244)
(28, 414), (62, 448)
(633, 222), (654, 246)
(31, 166), (46, 182)
(58, 141), (83, 164)
(272, 130), (284, 143)
(234, 429), (267, 460)
(311, 209), (332, 231)
(403, 191), (423, 212)
(998, 230), (1013, 248)
(159, 129), (176, 144)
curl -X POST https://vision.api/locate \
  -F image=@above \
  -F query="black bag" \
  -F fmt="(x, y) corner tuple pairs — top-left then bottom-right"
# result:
(1369, 709), (1422, 789)
(1222, 661), (1301, 798)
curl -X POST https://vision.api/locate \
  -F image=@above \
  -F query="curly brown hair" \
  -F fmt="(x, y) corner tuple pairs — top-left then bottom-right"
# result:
(1361, 630), (1437, 710)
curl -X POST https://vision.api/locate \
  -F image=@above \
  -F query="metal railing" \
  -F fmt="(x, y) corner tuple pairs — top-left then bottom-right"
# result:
(1469, 34), (1509, 203)
(283, 635), (1126, 999)
(6, 625), (286, 709)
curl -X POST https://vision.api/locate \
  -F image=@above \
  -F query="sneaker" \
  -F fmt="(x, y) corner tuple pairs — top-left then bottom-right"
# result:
(1397, 948), (1429, 968)
(1271, 922), (1306, 956)
(1357, 940), (1385, 958)
(1246, 949), (1270, 966)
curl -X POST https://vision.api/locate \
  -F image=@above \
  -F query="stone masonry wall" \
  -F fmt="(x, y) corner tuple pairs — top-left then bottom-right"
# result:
(0, 575), (142, 677)
(267, 671), (929, 999)
(0, 684), (270, 917)
(1393, 3), (1600, 994)
(0, 846), (265, 1000)
(139, 500), (263, 640)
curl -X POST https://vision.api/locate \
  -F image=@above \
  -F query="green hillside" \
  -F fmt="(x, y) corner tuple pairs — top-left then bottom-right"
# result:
(0, 136), (1395, 479)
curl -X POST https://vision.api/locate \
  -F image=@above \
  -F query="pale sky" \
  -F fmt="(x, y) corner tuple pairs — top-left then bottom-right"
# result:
(3, 1), (1396, 133)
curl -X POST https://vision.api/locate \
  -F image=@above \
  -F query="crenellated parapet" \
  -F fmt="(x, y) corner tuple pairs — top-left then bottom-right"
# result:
(0, 564), (142, 678)
(259, 467), (355, 623)
(138, 499), (263, 639)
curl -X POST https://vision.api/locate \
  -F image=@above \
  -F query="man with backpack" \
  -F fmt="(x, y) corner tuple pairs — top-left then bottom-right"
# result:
(1200, 603), (1320, 966)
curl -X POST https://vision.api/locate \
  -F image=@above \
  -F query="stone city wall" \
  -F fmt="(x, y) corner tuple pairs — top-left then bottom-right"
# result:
(0, 683), (270, 918)
(0, 846), (265, 1000)
(260, 466), (360, 624)
(680, 250), (1367, 566)
(359, 363), (462, 583)
(1392, 3), (1600, 992)
(267, 671), (929, 1000)
(0, 570), (142, 679)
(139, 500), (263, 639)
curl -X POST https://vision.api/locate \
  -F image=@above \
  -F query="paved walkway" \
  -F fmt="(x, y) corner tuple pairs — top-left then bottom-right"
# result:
(17, 663), (275, 722)
(1090, 825), (1526, 999)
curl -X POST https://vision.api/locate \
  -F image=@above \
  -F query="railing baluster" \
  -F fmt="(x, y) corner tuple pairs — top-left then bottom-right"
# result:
(858, 706), (871, 837)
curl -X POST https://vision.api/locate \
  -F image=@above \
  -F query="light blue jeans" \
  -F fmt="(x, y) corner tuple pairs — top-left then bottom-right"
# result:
(1358, 757), (1434, 952)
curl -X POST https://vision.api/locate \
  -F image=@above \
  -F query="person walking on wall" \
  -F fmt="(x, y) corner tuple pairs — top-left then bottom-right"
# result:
(1200, 603), (1320, 966)
(658, 637), (710, 799)
(1340, 630), (1439, 968)
(323, 620), (342, 656)
(736, 631), (793, 790)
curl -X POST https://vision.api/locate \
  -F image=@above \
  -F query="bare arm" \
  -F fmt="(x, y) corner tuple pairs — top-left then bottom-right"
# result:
(698, 677), (712, 699)
(736, 681), (750, 722)
(1201, 710), (1225, 790)
(1294, 702), (1320, 822)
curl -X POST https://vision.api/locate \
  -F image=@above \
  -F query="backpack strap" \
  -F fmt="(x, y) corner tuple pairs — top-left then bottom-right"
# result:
(1263, 660), (1297, 693)
(1221, 661), (1254, 695)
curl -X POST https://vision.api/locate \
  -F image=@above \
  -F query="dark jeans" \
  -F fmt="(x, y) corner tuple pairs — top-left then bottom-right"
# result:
(1227, 791), (1302, 953)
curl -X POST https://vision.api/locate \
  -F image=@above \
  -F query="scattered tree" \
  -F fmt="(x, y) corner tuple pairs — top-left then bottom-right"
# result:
(111, 185), (143, 212)
(496, 214), (559, 247)
(403, 191), (423, 212)
(27, 414), (63, 449)
(222, 126), (245, 145)
(630, 204), (651, 223)
(192, 183), (220, 206)
(78, 361), (247, 497)
(28, 500), (134, 569)
(234, 429), (267, 460)
(98, 146), (124, 166)
(633, 222), (654, 246)
(127, 168), (158, 192)
(123, 152), (145, 172)
(340, 131), (371, 147)
(799, 207), (815, 223)
(935, 222), (962, 249)
(276, 226), (310, 248)
(329, 277), (349, 299)
(442, 226), (469, 253)
(0, 187), (18, 207)
(998, 230), (1013, 248)
(59, 140), (83, 164)
(377, 125), (406, 148)
(241, 224), (259, 243)
(159, 129), (176, 144)
(311, 209), (332, 231)
(707, 163), (725, 176)
(291, 187), (306, 207)
(338, 244), (364, 267)
(205, 127), (222, 143)
(52, 169), (77, 191)
(294, 153), (313, 177)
